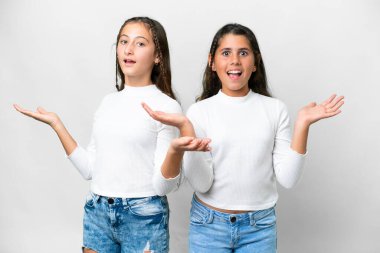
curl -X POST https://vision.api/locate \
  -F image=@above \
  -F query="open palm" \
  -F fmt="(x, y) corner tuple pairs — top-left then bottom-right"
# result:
(14, 104), (60, 127)
(171, 136), (211, 152)
(298, 94), (344, 125)
(141, 102), (188, 129)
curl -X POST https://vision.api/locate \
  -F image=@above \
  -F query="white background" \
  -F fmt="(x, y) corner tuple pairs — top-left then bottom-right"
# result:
(1, 0), (379, 252)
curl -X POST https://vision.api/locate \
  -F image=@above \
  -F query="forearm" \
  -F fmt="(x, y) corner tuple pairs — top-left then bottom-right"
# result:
(161, 146), (183, 178)
(52, 120), (78, 156)
(290, 120), (310, 154)
(179, 119), (196, 137)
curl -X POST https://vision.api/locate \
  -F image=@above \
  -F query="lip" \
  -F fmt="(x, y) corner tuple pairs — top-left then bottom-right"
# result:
(123, 59), (136, 66)
(226, 69), (242, 80)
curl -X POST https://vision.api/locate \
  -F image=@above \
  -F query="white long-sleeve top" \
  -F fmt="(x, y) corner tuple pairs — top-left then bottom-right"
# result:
(68, 84), (182, 198)
(183, 90), (306, 210)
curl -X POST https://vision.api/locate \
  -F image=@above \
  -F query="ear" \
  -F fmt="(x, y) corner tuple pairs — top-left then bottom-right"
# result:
(154, 56), (160, 65)
(208, 54), (216, 71)
(252, 65), (257, 73)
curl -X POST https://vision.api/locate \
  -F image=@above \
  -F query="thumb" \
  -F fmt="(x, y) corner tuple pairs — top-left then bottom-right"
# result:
(37, 106), (48, 114)
(308, 102), (317, 107)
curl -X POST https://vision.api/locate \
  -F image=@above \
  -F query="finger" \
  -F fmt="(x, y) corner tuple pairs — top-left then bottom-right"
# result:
(321, 94), (337, 106)
(141, 102), (156, 117)
(326, 100), (344, 113)
(197, 142), (211, 151)
(179, 136), (195, 145)
(187, 139), (203, 150)
(13, 104), (26, 112)
(326, 96), (344, 109)
(14, 104), (36, 117)
(194, 138), (212, 151)
(324, 110), (342, 118)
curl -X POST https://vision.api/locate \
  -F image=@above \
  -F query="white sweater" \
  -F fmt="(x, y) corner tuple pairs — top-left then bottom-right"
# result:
(68, 84), (182, 198)
(183, 90), (306, 210)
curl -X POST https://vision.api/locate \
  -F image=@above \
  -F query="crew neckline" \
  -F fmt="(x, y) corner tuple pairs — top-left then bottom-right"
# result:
(121, 84), (158, 95)
(216, 89), (253, 103)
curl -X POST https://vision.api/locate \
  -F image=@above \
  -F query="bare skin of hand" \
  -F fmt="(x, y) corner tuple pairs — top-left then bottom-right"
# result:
(297, 94), (344, 126)
(170, 136), (211, 153)
(13, 104), (62, 129)
(141, 102), (195, 136)
(291, 94), (344, 154)
(13, 104), (77, 155)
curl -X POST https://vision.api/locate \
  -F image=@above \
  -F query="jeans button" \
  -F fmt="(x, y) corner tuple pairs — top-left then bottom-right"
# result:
(230, 216), (236, 223)
(108, 198), (114, 204)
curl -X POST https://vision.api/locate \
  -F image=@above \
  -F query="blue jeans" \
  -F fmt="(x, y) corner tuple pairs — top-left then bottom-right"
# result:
(189, 195), (277, 253)
(83, 192), (169, 253)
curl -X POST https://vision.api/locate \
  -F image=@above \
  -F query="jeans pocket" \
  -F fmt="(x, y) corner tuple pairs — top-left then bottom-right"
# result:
(190, 206), (208, 225)
(129, 196), (165, 217)
(253, 208), (276, 229)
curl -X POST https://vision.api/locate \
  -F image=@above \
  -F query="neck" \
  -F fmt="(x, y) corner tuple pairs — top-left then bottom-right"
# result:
(124, 76), (153, 87)
(221, 86), (250, 97)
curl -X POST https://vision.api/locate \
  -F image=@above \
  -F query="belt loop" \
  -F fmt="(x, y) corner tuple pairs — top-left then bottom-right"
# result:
(249, 212), (255, 226)
(92, 192), (100, 204)
(122, 197), (129, 207)
(206, 210), (214, 224)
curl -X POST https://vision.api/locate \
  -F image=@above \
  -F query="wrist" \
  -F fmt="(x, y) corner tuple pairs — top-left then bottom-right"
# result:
(169, 143), (184, 155)
(295, 117), (311, 129)
(179, 120), (195, 137)
(51, 119), (64, 131)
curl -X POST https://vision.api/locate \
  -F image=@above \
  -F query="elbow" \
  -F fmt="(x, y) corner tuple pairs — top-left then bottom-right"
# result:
(79, 170), (92, 181)
(152, 172), (177, 196)
(192, 175), (214, 193)
(277, 177), (299, 189)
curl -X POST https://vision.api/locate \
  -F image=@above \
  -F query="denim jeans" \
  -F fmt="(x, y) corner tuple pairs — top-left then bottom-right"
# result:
(83, 192), (169, 253)
(189, 195), (277, 253)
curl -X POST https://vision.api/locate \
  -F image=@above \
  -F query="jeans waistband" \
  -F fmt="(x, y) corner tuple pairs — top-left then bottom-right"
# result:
(89, 192), (166, 207)
(192, 194), (275, 224)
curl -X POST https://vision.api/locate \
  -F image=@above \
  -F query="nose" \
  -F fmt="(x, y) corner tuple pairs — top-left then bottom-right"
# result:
(230, 52), (241, 65)
(124, 43), (134, 55)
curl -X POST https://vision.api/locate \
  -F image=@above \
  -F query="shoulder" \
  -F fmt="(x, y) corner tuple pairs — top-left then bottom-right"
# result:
(154, 90), (182, 113)
(187, 96), (217, 113)
(255, 93), (288, 112)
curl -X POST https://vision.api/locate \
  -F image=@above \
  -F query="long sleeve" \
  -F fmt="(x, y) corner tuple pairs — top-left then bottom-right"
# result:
(152, 101), (182, 196)
(66, 102), (101, 181)
(183, 104), (214, 193)
(273, 101), (306, 189)
(67, 136), (96, 180)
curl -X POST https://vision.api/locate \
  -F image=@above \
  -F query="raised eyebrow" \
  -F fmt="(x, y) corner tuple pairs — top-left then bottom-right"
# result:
(119, 34), (150, 43)
(219, 47), (251, 52)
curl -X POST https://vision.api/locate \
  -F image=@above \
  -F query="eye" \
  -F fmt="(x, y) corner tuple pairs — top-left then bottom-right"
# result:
(221, 50), (230, 56)
(119, 40), (127, 45)
(136, 42), (145, 47)
(240, 50), (249, 56)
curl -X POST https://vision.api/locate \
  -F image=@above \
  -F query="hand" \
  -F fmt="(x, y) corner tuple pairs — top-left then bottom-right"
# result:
(170, 136), (211, 153)
(14, 104), (61, 129)
(297, 94), (344, 126)
(142, 102), (194, 135)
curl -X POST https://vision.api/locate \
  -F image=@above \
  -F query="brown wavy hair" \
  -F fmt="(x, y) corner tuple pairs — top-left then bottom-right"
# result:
(198, 23), (271, 101)
(115, 17), (176, 100)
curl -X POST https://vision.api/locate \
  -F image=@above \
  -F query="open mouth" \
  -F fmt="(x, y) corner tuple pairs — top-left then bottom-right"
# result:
(124, 59), (136, 64)
(227, 70), (242, 79)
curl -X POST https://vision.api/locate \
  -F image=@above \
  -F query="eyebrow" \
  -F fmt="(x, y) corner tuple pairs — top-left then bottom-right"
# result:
(219, 47), (251, 51)
(120, 34), (150, 43)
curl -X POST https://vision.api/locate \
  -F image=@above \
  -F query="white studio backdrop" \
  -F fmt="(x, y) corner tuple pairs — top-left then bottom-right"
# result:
(1, 0), (379, 252)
